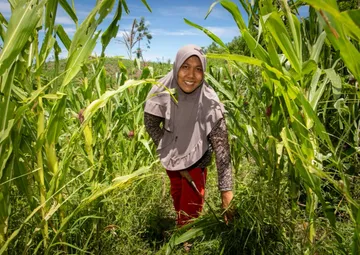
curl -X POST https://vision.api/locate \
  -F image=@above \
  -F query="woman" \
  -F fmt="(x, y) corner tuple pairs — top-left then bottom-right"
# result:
(144, 44), (233, 226)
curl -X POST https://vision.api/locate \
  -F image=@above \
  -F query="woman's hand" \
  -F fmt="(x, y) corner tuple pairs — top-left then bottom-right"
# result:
(221, 190), (233, 224)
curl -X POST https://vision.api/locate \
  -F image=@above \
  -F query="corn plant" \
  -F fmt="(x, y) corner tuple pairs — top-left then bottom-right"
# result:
(0, 0), (158, 253)
(184, 0), (360, 253)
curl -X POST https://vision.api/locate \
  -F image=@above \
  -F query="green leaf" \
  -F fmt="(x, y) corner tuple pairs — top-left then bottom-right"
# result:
(0, 119), (15, 145)
(302, 60), (317, 76)
(207, 53), (263, 66)
(61, 33), (99, 87)
(309, 68), (326, 110)
(184, 18), (229, 53)
(265, 12), (301, 73)
(342, 9), (360, 42)
(220, 0), (247, 30)
(205, 1), (219, 19)
(59, 0), (78, 24)
(281, 0), (302, 64)
(56, 25), (71, 50)
(140, 67), (150, 79)
(46, 95), (67, 144)
(220, 0), (271, 63)
(47, 166), (153, 250)
(83, 79), (156, 122)
(303, 0), (360, 82)
(204, 72), (234, 101)
(38, 0), (59, 68)
(297, 93), (333, 149)
(0, 0), (45, 76)
(59, 0), (114, 88)
(303, 0), (360, 43)
(310, 31), (326, 62)
(101, 0), (122, 55)
(140, 0), (152, 13)
(324, 68), (341, 99)
(121, 0), (130, 14)
(0, 13), (7, 41)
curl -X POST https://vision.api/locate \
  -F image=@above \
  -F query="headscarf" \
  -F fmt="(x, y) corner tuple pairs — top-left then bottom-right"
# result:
(144, 44), (224, 170)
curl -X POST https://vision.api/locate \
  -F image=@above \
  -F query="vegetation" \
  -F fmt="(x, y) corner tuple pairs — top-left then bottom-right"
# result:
(0, 0), (359, 254)
(117, 17), (153, 61)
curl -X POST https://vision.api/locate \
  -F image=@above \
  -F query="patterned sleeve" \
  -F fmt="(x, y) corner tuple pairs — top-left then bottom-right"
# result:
(208, 118), (233, 191)
(144, 112), (165, 147)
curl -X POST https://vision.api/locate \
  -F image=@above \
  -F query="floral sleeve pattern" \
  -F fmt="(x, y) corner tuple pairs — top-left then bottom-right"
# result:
(144, 112), (165, 147)
(208, 118), (233, 191)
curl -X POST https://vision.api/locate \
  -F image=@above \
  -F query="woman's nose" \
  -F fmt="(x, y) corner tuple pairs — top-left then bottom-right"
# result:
(188, 68), (195, 77)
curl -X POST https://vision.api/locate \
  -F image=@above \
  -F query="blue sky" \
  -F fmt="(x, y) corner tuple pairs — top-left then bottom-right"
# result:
(0, 0), (308, 62)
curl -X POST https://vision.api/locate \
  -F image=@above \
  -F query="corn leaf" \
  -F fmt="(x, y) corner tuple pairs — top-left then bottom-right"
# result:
(0, 0), (45, 76)
(310, 31), (326, 62)
(59, 0), (78, 24)
(56, 25), (71, 50)
(101, 0), (122, 55)
(303, 0), (360, 82)
(184, 18), (229, 53)
(342, 9), (360, 42)
(265, 12), (301, 74)
(140, 0), (152, 12)
(220, 0), (270, 63)
(62, 0), (116, 87)
(324, 68), (341, 100)
(83, 79), (155, 122)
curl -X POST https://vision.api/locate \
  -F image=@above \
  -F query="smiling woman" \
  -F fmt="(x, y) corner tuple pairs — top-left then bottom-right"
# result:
(144, 44), (233, 226)
(177, 55), (204, 93)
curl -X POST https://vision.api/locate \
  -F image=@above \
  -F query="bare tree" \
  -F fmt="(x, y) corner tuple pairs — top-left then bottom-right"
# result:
(118, 17), (152, 60)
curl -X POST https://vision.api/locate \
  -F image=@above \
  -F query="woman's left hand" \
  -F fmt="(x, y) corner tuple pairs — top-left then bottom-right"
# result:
(221, 190), (234, 224)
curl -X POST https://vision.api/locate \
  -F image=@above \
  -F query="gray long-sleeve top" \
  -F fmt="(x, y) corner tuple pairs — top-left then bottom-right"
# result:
(144, 112), (232, 191)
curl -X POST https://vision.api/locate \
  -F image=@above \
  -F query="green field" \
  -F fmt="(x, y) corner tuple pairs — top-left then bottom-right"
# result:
(1, 0), (360, 254)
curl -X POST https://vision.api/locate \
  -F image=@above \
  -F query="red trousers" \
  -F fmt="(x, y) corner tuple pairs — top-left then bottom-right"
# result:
(166, 168), (207, 226)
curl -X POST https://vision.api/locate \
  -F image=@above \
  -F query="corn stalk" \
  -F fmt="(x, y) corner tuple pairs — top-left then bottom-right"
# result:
(187, 0), (359, 252)
(0, 0), (154, 253)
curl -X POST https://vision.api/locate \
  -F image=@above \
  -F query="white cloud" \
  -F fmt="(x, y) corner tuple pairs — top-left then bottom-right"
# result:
(204, 26), (239, 38)
(116, 27), (134, 38)
(63, 27), (76, 35)
(151, 28), (200, 36)
(158, 6), (207, 18)
(55, 16), (75, 25)
(58, 48), (69, 59)
(116, 30), (127, 38)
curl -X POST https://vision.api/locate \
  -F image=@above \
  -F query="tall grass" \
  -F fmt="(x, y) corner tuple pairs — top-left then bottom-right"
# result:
(0, 0), (159, 253)
(1, 0), (359, 254)
(176, 0), (360, 253)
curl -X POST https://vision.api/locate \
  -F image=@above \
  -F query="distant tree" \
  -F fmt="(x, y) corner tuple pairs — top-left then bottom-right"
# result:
(118, 17), (152, 60)
(205, 35), (254, 56)
(134, 17), (152, 60)
(337, 0), (359, 11)
(205, 42), (225, 54)
(227, 36), (251, 55)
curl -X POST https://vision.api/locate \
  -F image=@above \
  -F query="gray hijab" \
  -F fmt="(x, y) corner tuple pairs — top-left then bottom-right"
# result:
(144, 44), (224, 170)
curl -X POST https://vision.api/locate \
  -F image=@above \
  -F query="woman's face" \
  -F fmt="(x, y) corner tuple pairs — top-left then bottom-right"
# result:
(177, 55), (204, 93)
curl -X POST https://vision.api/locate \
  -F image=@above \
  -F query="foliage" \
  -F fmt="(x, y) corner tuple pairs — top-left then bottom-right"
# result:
(1, 0), (360, 254)
(337, 0), (359, 11)
(183, 0), (360, 253)
(117, 17), (153, 60)
(0, 0), (158, 253)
